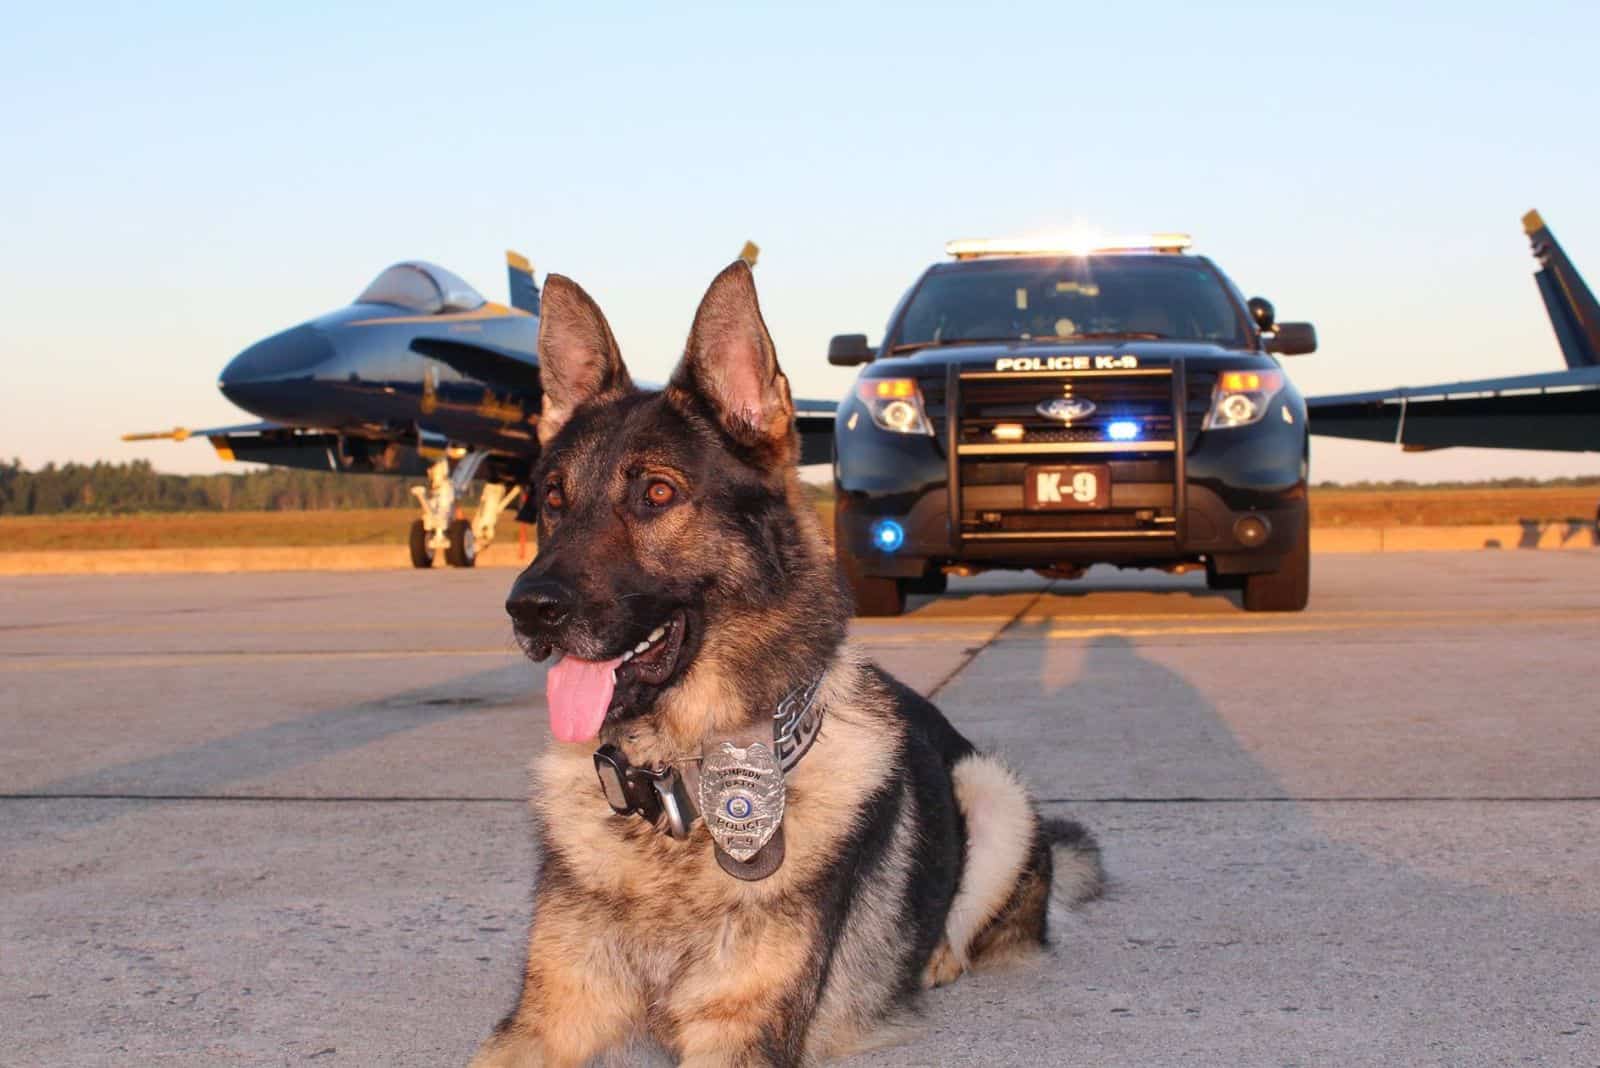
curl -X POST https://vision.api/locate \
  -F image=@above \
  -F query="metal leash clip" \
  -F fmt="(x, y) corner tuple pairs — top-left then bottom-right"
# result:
(593, 744), (695, 839)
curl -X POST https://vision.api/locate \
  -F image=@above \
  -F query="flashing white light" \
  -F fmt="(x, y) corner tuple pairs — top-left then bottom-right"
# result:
(1106, 420), (1141, 441)
(945, 233), (1192, 259)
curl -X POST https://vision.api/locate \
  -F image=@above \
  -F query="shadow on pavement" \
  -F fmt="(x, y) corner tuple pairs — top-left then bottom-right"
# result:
(904, 568), (1238, 616)
(18, 664), (539, 799)
(832, 624), (1600, 1066)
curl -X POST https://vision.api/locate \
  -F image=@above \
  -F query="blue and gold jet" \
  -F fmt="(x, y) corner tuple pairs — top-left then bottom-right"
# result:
(1308, 211), (1600, 455)
(129, 242), (835, 568)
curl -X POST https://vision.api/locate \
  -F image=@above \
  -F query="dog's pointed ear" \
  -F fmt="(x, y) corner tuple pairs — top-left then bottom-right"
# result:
(536, 275), (632, 445)
(668, 260), (796, 465)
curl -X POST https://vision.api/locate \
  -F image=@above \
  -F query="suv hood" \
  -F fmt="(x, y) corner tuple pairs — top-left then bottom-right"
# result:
(890, 338), (1269, 372)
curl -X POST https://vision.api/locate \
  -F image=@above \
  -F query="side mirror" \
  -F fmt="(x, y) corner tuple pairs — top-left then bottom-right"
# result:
(1265, 322), (1317, 356)
(827, 333), (874, 366)
(1247, 296), (1276, 331)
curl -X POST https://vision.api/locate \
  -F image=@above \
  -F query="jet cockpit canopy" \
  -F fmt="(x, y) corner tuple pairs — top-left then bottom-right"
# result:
(356, 262), (485, 314)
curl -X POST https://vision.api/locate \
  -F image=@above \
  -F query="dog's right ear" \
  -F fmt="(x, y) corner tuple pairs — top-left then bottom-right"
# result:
(536, 275), (632, 445)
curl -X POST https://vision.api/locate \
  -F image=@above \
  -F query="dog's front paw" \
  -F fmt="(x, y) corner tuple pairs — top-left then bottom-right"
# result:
(921, 940), (965, 989)
(468, 1032), (546, 1068)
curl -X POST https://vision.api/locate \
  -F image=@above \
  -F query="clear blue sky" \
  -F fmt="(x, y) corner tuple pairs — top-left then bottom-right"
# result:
(4, 1), (1598, 482)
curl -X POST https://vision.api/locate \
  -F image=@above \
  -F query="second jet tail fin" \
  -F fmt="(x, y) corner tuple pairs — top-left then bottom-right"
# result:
(1524, 210), (1600, 368)
(506, 250), (539, 315)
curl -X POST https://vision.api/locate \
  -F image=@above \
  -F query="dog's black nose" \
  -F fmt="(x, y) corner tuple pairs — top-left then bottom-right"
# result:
(506, 575), (572, 631)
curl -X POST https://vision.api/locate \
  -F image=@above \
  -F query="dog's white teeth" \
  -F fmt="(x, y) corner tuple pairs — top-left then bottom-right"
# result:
(649, 625), (667, 642)
(634, 640), (651, 654)
(621, 649), (634, 662)
(610, 669), (617, 683)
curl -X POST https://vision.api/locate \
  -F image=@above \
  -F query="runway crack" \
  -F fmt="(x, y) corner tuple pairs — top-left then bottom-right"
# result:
(925, 584), (1051, 701)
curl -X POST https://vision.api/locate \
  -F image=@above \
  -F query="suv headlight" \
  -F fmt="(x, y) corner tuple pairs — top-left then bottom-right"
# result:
(1205, 370), (1285, 430)
(856, 378), (933, 435)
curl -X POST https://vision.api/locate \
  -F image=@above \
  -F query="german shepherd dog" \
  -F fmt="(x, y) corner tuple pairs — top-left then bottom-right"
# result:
(476, 262), (1102, 1067)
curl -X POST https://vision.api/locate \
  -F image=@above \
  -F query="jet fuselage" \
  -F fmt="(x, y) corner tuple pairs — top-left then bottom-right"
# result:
(218, 302), (543, 456)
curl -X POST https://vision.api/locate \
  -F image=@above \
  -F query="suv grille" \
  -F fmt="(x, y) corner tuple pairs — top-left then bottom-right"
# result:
(956, 372), (1176, 449)
(948, 365), (1188, 541)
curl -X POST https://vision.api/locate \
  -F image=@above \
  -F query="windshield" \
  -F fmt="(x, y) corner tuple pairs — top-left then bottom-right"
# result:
(355, 262), (485, 314)
(894, 256), (1247, 348)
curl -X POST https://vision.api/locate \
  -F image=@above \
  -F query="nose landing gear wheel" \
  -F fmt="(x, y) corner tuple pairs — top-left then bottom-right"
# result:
(409, 520), (435, 569)
(445, 519), (477, 568)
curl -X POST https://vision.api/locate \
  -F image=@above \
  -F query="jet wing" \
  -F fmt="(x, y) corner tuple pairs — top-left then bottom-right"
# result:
(122, 420), (287, 443)
(409, 337), (540, 394)
(1309, 368), (1600, 452)
(123, 421), (432, 474)
(123, 420), (348, 470)
(794, 399), (838, 465)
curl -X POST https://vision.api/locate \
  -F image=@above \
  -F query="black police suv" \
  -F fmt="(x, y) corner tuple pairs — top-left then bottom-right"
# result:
(828, 234), (1317, 616)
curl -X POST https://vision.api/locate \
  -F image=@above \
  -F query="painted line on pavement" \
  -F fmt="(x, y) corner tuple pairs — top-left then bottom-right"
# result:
(10, 605), (1590, 668)
(858, 606), (1596, 645)
(0, 648), (525, 673)
(3, 792), (1595, 804)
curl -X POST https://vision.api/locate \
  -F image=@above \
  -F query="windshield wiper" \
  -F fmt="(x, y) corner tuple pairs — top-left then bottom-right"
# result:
(892, 332), (1171, 354)
(1056, 331), (1171, 340)
(889, 337), (1039, 353)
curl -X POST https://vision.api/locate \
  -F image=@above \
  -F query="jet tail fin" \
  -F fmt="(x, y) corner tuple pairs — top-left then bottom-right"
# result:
(1524, 210), (1600, 368)
(506, 250), (540, 315)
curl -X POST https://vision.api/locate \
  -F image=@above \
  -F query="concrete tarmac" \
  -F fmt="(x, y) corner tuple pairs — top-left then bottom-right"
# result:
(2, 552), (1597, 1066)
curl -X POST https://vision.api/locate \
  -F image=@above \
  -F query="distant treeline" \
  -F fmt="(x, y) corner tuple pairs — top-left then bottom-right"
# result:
(3, 460), (1598, 517)
(1311, 476), (1600, 492)
(0, 460), (412, 515)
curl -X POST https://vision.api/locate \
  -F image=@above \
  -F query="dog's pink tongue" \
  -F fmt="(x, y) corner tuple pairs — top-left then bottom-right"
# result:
(546, 655), (624, 743)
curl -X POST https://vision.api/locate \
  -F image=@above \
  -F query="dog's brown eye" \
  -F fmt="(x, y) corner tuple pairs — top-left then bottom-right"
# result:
(544, 483), (565, 510)
(645, 480), (676, 507)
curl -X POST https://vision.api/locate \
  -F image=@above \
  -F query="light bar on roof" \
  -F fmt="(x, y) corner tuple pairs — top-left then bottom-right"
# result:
(945, 233), (1193, 259)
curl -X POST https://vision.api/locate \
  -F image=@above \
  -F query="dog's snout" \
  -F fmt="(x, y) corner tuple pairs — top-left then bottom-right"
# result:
(506, 575), (573, 631)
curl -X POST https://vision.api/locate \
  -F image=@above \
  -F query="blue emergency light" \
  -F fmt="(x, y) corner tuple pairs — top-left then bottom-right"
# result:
(870, 519), (906, 552)
(1106, 420), (1141, 441)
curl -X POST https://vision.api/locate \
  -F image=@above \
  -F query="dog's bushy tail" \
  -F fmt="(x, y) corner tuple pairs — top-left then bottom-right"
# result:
(1042, 816), (1104, 908)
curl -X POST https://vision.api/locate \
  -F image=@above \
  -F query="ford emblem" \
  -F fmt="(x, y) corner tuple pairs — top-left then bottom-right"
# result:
(1037, 397), (1097, 421)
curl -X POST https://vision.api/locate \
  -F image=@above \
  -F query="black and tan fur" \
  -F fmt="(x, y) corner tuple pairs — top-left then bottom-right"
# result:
(476, 262), (1102, 1068)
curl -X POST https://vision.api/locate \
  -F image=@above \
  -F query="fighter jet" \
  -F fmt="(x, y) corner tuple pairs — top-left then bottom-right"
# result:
(128, 242), (834, 568)
(1308, 211), (1600, 457)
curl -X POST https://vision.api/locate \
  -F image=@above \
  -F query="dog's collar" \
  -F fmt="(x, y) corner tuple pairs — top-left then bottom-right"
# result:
(771, 673), (824, 771)
(591, 673), (825, 837)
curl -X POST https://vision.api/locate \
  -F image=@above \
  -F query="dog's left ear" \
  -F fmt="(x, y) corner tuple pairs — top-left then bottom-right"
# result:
(668, 260), (796, 465)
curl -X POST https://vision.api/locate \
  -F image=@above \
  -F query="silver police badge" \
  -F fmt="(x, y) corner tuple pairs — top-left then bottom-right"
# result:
(699, 740), (785, 863)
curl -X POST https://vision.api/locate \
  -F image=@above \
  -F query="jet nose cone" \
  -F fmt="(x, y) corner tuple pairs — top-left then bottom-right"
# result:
(219, 324), (334, 417)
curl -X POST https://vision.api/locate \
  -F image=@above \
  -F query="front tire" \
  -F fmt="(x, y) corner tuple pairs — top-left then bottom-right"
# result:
(445, 519), (477, 568)
(1242, 513), (1309, 612)
(847, 569), (905, 617)
(409, 520), (434, 569)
